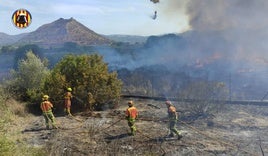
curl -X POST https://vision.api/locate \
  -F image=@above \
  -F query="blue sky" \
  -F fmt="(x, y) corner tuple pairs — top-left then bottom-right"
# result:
(0, 0), (190, 36)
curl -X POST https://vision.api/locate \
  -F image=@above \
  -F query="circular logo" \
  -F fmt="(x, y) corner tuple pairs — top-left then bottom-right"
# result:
(12, 9), (32, 29)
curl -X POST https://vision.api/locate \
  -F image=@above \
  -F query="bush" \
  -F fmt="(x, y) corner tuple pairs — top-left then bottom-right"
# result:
(179, 81), (228, 119)
(13, 44), (44, 70)
(0, 136), (15, 155)
(43, 54), (122, 111)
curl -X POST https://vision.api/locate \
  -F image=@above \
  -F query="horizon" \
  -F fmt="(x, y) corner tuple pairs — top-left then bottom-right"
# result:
(1, 17), (180, 37)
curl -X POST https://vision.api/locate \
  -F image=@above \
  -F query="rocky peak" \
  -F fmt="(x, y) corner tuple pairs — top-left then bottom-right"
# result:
(18, 18), (112, 47)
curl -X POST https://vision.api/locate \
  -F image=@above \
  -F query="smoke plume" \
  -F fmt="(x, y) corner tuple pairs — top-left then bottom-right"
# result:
(143, 0), (268, 71)
(117, 0), (268, 99)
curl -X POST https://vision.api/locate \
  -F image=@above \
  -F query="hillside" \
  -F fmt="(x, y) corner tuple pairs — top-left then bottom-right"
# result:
(105, 34), (148, 44)
(0, 33), (27, 46)
(16, 18), (112, 47)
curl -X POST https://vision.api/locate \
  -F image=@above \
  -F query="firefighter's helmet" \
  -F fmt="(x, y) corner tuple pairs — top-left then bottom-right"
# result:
(165, 101), (172, 106)
(67, 87), (72, 92)
(128, 101), (133, 106)
(43, 95), (49, 101)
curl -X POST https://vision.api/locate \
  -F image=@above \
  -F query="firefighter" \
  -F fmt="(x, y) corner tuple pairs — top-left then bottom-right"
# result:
(88, 92), (95, 111)
(40, 95), (57, 129)
(165, 101), (182, 140)
(64, 87), (73, 116)
(125, 100), (138, 136)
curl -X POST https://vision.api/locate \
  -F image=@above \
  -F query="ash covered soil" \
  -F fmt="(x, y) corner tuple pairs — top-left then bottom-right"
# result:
(13, 98), (268, 156)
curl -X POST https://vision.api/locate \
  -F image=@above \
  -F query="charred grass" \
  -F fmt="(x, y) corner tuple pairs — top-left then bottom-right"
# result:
(2, 97), (268, 156)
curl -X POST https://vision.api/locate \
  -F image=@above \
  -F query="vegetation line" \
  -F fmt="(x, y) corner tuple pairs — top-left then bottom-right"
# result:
(121, 95), (268, 106)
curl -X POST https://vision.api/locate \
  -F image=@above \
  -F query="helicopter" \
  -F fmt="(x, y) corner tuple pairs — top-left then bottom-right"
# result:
(150, 0), (160, 3)
(152, 11), (157, 20)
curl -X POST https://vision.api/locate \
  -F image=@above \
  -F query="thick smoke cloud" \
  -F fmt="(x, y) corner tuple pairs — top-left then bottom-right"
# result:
(187, 0), (268, 32)
(120, 0), (268, 99)
(142, 0), (268, 71)
(185, 0), (268, 80)
(187, 0), (268, 59)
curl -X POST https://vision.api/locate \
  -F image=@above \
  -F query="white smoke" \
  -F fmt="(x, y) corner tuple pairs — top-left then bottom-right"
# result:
(147, 0), (268, 69)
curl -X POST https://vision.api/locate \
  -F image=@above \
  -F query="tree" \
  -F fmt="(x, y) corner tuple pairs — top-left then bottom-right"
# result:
(43, 54), (122, 111)
(8, 51), (49, 102)
(13, 44), (43, 69)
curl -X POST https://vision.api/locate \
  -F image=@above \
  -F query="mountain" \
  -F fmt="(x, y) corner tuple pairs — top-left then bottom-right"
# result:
(17, 18), (112, 47)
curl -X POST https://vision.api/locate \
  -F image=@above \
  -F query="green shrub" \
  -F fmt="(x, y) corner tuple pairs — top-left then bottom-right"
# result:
(0, 136), (15, 155)
(43, 54), (122, 111)
(8, 51), (49, 102)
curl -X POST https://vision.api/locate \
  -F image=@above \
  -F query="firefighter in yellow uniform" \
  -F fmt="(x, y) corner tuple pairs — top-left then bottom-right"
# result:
(40, 95), (57, 129)
(64, 87), (73, 116)
(165, 101), (182, 140)
(125, 101), (138, 136)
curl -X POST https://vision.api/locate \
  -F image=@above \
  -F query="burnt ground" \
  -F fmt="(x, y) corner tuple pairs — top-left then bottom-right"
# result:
(12, 98), (268, 156)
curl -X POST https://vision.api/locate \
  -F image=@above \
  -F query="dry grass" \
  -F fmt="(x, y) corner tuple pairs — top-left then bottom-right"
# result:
(5, 99), (28, 117)
(0, 90), (46, 156)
